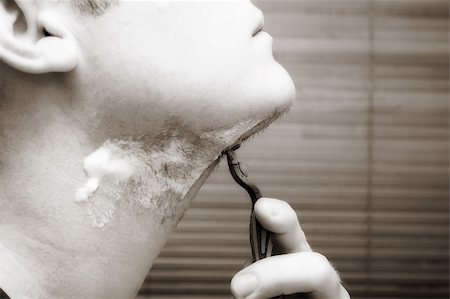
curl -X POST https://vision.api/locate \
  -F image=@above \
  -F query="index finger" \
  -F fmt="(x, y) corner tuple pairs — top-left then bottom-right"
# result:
(254, 197), (312, 253)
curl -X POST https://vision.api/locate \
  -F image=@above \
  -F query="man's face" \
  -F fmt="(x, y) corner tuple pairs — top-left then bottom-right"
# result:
(69, 0), (295, 143)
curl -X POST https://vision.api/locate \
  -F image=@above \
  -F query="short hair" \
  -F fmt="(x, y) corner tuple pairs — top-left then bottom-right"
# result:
(72, 0), (117, 16)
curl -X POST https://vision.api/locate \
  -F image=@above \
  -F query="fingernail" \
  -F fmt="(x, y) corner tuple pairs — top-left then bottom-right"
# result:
(232, 273), (258, 298)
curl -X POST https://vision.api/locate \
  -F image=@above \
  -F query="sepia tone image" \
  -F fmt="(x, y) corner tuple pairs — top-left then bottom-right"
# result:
(0, 0), (448, 299)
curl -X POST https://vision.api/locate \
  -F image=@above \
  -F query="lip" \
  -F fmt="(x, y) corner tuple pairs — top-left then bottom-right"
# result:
(252, 12), (265, 37)
(253, 30), (273, 42)
(252, 26), (263, 37)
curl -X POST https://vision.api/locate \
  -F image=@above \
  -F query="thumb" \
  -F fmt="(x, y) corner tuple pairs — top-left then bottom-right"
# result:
(230, 252), (341, 299)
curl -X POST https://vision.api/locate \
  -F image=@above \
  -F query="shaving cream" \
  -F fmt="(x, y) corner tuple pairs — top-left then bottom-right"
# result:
(75, 146), (134, 202)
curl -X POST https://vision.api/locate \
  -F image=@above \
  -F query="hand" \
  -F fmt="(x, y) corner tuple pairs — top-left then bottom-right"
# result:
(230, 198), (351, 299)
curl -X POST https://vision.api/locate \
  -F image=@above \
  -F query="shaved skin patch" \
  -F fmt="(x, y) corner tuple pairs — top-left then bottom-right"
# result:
(73, 136), (210, 229)
(73, 116), (276, 229)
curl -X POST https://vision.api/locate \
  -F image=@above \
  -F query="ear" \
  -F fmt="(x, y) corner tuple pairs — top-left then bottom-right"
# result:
(0, 0), (79, 74)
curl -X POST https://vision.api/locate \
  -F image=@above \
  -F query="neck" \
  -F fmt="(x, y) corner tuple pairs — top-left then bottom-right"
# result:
(73, 131), (226, 230)
(0, 88), (258, 299)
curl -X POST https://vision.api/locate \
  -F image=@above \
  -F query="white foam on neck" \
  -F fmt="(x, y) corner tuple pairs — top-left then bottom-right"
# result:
(75, 147), (134, 203)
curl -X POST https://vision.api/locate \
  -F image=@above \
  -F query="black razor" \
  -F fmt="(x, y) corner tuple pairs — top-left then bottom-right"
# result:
(226, 145), (310, 299)
(225, 144), (273, 262)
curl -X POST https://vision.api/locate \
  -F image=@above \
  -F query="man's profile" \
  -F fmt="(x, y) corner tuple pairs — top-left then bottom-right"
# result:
(0, 1), (349, 298)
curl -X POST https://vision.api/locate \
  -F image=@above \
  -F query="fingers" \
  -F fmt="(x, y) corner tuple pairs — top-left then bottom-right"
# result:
(231, 252), (342, 299)
(254, 197), (311, 253)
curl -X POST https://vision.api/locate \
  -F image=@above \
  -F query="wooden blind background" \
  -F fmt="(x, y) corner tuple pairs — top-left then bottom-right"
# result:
(139, 1), (449, 299)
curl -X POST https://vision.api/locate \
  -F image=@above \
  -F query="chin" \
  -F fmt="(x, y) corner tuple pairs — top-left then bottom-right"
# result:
(187, 98), (293, 206)
(232, 100), (292, 150)
(248, 61), (296, 120)
(227, 60), (296, 144)
(229, 66), (296, 150)
(184, 64), (295, 201)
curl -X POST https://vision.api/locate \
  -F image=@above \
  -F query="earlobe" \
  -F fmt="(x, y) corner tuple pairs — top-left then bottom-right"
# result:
(0, 1), (79, 74)
(34, 12), (80, 73)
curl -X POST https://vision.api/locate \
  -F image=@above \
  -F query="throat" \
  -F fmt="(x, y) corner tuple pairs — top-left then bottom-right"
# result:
(73, 136), (223, 229)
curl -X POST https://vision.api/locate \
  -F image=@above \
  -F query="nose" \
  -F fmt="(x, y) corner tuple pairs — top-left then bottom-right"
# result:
(246, 1), (265, 37)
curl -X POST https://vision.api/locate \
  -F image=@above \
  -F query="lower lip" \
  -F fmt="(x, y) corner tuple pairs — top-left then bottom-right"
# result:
(252, 31), (273, 55)
(253, 31), (273, 41)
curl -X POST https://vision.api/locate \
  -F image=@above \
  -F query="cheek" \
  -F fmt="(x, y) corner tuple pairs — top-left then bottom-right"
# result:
(164, 57), (295, 132)
(77, 2), (294, 139)
(90, 50), (294, 140)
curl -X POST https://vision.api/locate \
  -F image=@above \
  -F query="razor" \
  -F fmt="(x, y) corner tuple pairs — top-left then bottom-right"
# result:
(225, 144), (273, 262)
(225, 145), (309, 299)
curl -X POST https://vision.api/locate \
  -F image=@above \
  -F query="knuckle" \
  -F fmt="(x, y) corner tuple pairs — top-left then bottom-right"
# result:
(308, 252), (338, 287)
(310, 252), (329, 264)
